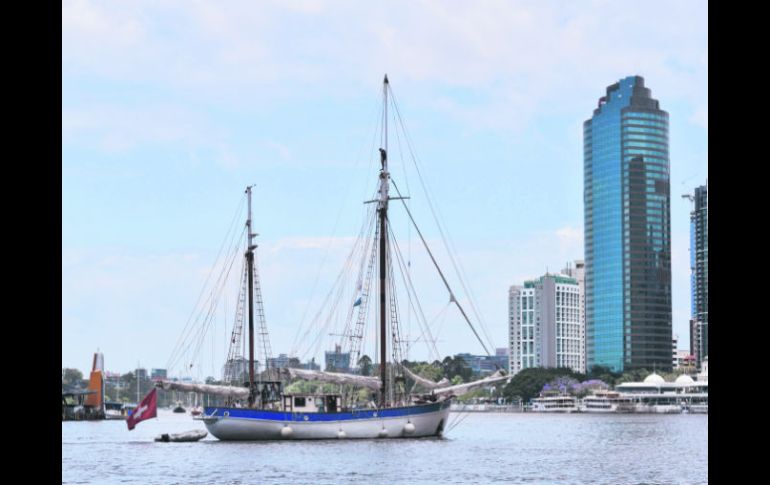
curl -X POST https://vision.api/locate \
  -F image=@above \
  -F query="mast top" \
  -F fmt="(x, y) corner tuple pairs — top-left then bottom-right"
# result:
(384, 74), (389, 85)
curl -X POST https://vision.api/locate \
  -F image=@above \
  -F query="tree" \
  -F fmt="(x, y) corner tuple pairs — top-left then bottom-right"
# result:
(586, 365), (622, 387)
(442, 356), (473, 382)
(616, 368), (650, 385)
(502, 367), (584, 403)
(358, 355), (373, 376)
(62, 368), (83, 386)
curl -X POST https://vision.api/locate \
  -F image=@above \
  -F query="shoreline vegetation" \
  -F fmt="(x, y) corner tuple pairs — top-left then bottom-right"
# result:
(63, 358), (695, 407)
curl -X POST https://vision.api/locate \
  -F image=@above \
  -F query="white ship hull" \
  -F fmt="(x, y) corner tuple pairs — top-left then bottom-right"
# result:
(201, 400), (452, 440)
(635, 404), (681, 414)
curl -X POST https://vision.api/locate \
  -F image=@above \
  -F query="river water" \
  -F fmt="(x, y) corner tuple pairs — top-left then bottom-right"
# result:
(62, 410), (707, 484)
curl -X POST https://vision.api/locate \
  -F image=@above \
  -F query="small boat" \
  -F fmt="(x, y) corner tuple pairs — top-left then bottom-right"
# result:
(173, 401), (186, 413)
(155, 429), (208, 442)
(104, 401), (128, 420)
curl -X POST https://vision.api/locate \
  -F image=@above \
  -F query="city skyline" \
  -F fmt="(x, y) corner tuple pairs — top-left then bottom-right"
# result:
(62, 1), (707, 377)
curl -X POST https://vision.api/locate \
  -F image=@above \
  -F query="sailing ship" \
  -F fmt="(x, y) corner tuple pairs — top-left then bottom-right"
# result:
(157, 75), (508, 440)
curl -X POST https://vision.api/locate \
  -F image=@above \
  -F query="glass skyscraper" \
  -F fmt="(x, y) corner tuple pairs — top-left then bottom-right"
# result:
(583, 76), (672, 372)
(688, 183), (708, 370)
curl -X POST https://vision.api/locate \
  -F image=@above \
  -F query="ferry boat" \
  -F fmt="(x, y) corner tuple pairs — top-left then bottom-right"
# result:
(530, 395), (579, 413)
(579, 391), (634, 413)
(687, 403), (708, 414)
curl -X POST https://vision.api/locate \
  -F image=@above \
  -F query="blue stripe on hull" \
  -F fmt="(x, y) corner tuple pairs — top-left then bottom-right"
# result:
(204, 400), (449, 422)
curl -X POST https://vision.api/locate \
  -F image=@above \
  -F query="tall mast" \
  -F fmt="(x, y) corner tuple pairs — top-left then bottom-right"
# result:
(246, 185), (257, 405)
(378, 74), (389, 407)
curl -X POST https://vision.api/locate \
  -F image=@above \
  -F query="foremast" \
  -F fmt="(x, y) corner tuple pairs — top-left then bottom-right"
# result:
(378, 74), (390, 408)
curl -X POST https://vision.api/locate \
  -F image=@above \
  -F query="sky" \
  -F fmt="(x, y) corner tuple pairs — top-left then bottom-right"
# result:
(62, 0), (708, 377)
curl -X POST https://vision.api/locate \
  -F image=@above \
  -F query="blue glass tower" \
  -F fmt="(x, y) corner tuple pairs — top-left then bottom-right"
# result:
(584, 76), (672, 372)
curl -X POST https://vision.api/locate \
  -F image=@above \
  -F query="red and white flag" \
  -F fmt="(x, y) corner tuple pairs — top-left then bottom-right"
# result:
(127, 387), (157, 431)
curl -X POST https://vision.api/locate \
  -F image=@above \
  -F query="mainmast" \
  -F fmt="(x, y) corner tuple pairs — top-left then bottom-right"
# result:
(246, 185), (257, 406)
(378, 74), (389, 407)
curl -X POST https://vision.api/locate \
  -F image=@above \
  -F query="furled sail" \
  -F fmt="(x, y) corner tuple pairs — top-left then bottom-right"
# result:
(399, 363), (450, 389)
(155, 380), (250, 399)
(430, 370), (510, 397)
(284, 368), (382, 391)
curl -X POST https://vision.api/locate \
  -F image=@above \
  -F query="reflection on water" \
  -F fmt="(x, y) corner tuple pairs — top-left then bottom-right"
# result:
(62, 410), (707, 484)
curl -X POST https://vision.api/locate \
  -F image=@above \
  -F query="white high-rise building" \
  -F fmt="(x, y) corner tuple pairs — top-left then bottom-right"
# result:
(508, 272), (584, 376)
(562, 260), (586, 373)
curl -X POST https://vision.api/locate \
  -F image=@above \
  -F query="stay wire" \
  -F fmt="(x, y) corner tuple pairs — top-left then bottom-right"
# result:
(390, 90), (496, 353)
(166, 195), (246, 371)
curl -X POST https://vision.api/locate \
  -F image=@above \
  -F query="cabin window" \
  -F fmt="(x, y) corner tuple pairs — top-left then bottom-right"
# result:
(294, 397), (306, 407)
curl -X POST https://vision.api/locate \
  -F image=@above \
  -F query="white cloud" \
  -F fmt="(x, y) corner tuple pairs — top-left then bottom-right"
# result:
(555, 226), (584, 252)
(690, 105), (709, 131)
(63, 0), (708, 135)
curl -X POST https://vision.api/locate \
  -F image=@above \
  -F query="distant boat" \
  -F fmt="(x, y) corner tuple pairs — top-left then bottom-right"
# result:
(104, 401), (129, 420)
(155, 429), (207, 442)
(172, 401), (186, 413)
(579, 391), (634, 413)
(531, 395), (579, 413)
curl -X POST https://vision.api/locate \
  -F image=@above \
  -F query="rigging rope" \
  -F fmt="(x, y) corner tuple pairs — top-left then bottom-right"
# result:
(390, 179), (491, 356)
(387, 224), (441, 363)
(168, 224), (246, 375)
(389, 89), (497, 353)
(166, 195), (245, 372)
(290, 95), (384, 358)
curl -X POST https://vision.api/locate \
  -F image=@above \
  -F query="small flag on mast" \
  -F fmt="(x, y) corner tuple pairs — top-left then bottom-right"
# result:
(353, 278), (363, 307)
(127, 387), (158, 431)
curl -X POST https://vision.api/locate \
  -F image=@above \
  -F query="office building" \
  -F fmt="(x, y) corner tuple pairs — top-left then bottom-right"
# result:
(508, 273), (583, 375)
(584, 75), (673, 372)
(562, 260), (586, 373)
(325, 344), (351, 372)
(687, 183), (708, 370)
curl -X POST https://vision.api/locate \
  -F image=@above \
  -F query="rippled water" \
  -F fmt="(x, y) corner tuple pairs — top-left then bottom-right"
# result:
(62, 410), (707, 484)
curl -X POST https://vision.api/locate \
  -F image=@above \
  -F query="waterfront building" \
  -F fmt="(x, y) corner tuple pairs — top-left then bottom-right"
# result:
(150, 368), (167, 380)
(300, 358), (321, 371)
(266, 353), (292, 370)
(696, 356), (708, 382)
(673, 350), (695, 371)
(614, 372), (708, 413)
(583, 75), (673, 372)
(222, 356), (258, 384)
(561, 260), (586, 372)
(686, 183), (708, 370)
(455, 352), (509, 375)
(324, 344), (351, 372)
(495, 347), (511, 372)
(508, 273), (583, 375)
(508, 285), (523, 375)
(135, 368), (148, 381)
(672, 335), (678, 368)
